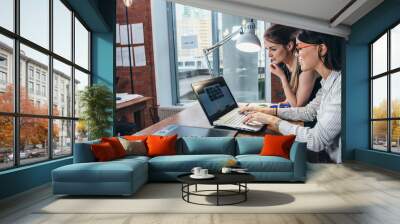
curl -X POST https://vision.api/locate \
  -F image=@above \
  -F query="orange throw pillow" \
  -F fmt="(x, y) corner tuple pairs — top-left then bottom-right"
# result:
(91, 142), (117, 161)
(123, 135), (148, 141)
(101, 137), (126, 158)
(260, 134), (296, 159)
(146, 135), (178, 157)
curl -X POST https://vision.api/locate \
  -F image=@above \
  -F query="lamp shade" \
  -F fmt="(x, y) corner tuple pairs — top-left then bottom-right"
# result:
(235, 20), (261, 53)
(122, 0), (133, 7)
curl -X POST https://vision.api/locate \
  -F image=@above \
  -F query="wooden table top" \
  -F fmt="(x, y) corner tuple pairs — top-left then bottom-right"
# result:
(116, 96), (153, 110)
(136, 103), (290, 137)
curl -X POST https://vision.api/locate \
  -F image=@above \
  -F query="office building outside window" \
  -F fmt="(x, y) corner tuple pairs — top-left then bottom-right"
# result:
(370, 22), (400, 154)
(0, 0), (91, 170)
(28, 82), (34, 94)
(169, 3), (267, 104)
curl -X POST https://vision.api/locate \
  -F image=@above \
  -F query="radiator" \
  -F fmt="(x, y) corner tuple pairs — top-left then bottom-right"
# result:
(157, 106), (185, 121)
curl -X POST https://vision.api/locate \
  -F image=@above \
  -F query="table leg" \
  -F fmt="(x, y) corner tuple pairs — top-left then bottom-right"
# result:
(217, 184), (219, 206)
(195, 184), (198, 192)
(181, 184), (183, 199)
(187, 184), (190, 202)
(245, 183), (247, 201)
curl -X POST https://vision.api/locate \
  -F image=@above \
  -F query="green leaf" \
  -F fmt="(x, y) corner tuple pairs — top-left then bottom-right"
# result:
(79, 84), (113, 140)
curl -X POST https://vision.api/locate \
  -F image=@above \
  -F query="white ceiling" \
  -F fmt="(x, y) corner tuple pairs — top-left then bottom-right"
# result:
(224, 0), (352, 23)
(168, 0), (384, 38)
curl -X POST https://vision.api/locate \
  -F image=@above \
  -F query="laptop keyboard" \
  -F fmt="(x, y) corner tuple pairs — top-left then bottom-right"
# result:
(214, 108), (263, 131)
(222, 110), (247, 126)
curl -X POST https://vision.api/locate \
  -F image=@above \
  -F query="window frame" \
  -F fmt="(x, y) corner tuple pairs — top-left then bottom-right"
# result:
(167, 2), (266, 105)
(369, 19), (400, 154)
(0, 0), (92, 171)
(167, 2), (219, 105)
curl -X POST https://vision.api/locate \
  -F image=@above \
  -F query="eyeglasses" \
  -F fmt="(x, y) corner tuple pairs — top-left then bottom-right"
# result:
(295, 43), (315, 56)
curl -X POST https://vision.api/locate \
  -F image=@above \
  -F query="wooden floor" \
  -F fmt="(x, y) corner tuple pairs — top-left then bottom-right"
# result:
(1, 162), (400, 224)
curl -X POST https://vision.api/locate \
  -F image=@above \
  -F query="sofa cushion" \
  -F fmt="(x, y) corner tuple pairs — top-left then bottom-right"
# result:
(260, 134), (296, 159)
(147, 135), (178, 157)
(235, 137), (263, 155)
(123, 135), (148, 141)
(52, 159), (147, 183)
(236, 155), (293, 172)
(149, 154), (235, 172)
(115, 155), (150, 163)
(181, 137), (235, 155)
(101, 137), (127, 158)
(118, 137), (147, 156)
(91, 142), (118, 161)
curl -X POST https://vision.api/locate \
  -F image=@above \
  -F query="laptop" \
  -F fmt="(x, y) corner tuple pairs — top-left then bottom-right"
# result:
(191, 76), (264, 132)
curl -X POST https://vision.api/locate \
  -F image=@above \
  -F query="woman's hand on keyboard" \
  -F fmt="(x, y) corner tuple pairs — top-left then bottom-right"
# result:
(243, 112), (281, 129)
(239, 105), (275, 115)
(239, 106), (260, 114)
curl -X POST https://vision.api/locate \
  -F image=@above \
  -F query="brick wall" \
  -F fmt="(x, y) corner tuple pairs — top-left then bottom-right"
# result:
(116, 0), (157, 128)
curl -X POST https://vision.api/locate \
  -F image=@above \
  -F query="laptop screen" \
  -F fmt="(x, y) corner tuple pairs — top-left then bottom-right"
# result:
(191, 77), (238, 124)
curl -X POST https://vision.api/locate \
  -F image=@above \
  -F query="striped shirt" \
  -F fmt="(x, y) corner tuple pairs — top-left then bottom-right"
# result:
(277, 70), (342, 163)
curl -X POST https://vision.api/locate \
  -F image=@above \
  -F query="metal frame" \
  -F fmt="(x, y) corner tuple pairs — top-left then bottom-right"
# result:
(203, 28), (243, 77)
(369, 19), (400, 154)
(181, 183), (249, 206)
(0, 0), (92, 171)
(211, 12), (219, 77)
(166, 2), (179, 105)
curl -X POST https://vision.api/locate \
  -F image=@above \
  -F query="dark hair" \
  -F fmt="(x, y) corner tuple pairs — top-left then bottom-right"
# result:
(264, 24), (301, 91)
(264, 24), (299, 48)
(297, 30), (342, 71)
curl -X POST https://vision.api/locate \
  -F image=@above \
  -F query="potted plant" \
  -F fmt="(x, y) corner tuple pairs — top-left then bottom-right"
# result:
(79, 84), (113, 140)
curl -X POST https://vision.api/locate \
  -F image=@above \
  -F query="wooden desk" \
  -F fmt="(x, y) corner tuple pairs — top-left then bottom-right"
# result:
(116, 96), (152, 130)
(136, 103), (283, 137)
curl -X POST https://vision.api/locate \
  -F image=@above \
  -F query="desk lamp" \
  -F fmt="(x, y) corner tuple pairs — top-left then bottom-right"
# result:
(203, 19), (261, 76)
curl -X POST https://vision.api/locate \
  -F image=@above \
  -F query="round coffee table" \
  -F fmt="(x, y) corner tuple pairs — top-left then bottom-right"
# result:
(177, 173), (255, 206)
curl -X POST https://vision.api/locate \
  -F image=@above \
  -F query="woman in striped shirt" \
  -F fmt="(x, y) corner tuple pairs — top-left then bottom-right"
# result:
(241, 30), (343, 163)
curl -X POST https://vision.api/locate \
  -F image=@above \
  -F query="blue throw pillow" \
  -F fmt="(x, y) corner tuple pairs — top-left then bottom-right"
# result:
(235, 137), (264, 155)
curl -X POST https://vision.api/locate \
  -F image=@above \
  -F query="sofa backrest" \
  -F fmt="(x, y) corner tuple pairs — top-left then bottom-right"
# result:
(73, 139), (100, 163)
(74, 137), (236, 162)
(179, 137), (235, 155)
(235, 137), (263, 155)
(74, 136), (301, 161)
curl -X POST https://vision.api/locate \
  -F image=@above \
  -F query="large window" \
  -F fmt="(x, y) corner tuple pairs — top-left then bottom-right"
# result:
(170, 3), (266, 104)
(0, 0), (91, 171)
(370, 23), (400, 153)
(0, 0), (14, 32)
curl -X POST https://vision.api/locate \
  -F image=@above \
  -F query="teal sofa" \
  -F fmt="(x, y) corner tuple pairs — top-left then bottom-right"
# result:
(52, 137), (306, 196)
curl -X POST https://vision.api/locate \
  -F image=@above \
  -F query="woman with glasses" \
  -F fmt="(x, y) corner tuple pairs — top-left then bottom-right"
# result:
(264, 24), (321, 107)
(241, 30), (343, 163)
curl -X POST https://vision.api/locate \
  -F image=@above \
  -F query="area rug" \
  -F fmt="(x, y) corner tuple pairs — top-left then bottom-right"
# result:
(37, 183), (362, 214)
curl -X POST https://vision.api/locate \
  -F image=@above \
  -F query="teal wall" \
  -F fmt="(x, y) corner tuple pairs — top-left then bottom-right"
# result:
(0, 0), (116, 200)
(0, 158), (72, 199)
(92, 31), (116, 136)
(91, 0), (116, 136)
(345, 0), (400, 171)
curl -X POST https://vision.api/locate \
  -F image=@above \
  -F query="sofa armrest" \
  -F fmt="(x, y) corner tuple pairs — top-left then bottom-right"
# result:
(73, 140), (100, 163)
(289, 142), (307, 181)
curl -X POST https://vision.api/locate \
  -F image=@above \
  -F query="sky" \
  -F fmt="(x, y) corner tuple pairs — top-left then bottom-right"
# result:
(0, 0), (89, 72)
